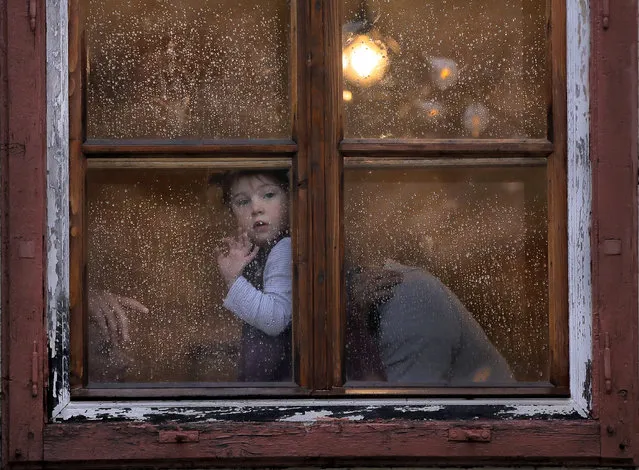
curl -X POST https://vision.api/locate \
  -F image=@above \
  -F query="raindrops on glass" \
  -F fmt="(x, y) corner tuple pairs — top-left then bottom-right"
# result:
(344, 167), (550, 382)
(86, 0), (290, 139)
(87, 169), (244, 383)
(342, 0), (548, 139)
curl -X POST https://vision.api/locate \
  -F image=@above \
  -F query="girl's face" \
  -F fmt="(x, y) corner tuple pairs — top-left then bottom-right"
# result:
(229, 174), (289, 247)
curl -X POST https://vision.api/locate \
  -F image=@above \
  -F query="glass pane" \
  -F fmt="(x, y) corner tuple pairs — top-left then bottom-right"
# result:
(344, 166), (548, 385)
(87, 167), (293, 384)
(86, 0), (290, 139)
(342, 0), (548, 139)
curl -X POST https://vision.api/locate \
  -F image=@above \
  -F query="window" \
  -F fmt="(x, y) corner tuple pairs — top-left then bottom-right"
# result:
(69, 0), (566, 397)
(2, 0), (637, 467)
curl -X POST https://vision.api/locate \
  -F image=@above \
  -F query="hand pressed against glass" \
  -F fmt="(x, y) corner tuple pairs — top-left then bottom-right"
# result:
(217, 232), (260, 287)
(88, 289), (149, 347)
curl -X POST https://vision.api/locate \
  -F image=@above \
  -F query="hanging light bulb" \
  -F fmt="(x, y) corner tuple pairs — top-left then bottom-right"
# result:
(342, 34), (390, 87)
(463, 103), (490, 137)
(429, 57), (459, 91)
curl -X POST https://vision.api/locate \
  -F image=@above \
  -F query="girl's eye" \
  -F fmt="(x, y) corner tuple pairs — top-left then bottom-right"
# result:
(235, 199), (250, 207)
(263, 192), (276, 200)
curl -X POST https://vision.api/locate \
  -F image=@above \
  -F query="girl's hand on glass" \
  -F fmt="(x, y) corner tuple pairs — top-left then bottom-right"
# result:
(217, 232), (260, 287)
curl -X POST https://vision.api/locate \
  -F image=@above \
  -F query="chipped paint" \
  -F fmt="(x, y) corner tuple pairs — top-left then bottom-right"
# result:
(46, 0), (70, 417)
(567, 0), (592, 414)
(46, 0), (592, 424)
(54, 398), (589, 423)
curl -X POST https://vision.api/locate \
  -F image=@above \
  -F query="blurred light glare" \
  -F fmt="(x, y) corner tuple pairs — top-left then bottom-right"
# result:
(429, 57), (459, 90)
(343, 34), (389, 87)
(464, 103), (490, 137)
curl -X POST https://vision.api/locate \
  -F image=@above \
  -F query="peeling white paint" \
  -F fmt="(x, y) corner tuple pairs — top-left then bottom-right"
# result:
(47, 0), (592, 424)
(567, 0), (592, 413)
(54, 398), (587, 422)
(281, 410), (335, 422)
(46, 0), (70, 415)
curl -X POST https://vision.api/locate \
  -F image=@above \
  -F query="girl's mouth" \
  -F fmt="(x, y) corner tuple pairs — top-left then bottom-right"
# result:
(253, 221), (269, 231)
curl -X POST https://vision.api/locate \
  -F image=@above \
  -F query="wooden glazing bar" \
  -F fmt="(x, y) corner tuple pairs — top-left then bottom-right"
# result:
(343, 385), (570, 397)
(292, 0), (313, 389)
(71, 383), (567, 399)
(308, 0), (330, 390)
(69, 0), (86, 389)
(82, 139), (298, 155)
(87, 157), (292, 169)
(71, 386), (314, 399)
(344, 157), (547, 168)
(547, 0), (569, 388)
(325, 0), (344, 390)
(340, 139), (554, 157)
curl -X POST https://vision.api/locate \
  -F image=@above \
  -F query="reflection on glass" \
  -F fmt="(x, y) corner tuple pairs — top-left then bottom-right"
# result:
(342, 0), (548, 138)
(343, 34), (391, 87)
(87, 168), (293, 384)
(344, 166), (549, 385)
(86, 0), (290, 139)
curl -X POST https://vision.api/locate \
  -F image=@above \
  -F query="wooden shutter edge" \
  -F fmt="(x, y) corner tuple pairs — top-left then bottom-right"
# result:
(590, 0), (638, 463)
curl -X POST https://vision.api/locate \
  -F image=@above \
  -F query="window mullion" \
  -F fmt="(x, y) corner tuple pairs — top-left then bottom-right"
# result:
(305, 0), (343, 391)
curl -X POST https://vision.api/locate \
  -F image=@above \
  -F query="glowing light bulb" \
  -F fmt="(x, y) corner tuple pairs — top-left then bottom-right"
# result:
(343, 90), (353, 102)
(342, 34), (390, 87)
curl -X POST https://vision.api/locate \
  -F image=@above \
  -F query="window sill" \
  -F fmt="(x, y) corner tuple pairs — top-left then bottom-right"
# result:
(43, 414), (607, 467)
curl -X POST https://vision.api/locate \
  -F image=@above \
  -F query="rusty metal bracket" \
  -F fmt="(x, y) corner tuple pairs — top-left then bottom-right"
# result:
(28, 0), (37, 32)
(158, 430), (200, 444)
(604, 332), (612, 393)
(31, 341), (38, 397)
(448, 427), (492, 442)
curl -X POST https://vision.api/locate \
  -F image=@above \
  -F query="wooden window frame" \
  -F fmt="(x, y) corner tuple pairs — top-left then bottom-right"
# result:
(1, 0), (637, 467)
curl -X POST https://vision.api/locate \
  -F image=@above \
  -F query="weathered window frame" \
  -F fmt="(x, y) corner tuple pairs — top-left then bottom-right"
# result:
(1, 0), (637, 467)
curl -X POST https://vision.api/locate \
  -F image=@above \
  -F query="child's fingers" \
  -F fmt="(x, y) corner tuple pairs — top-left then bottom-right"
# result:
(239, 233), (253, 254)
(223, 236), (240, 251)
(245, 244), (260, 263)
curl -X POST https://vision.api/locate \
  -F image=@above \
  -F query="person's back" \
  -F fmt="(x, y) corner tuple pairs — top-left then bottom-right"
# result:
(377, 262), (514, 384)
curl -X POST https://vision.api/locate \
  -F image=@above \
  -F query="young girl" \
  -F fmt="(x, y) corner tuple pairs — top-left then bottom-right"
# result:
(215, 169), (292, 382)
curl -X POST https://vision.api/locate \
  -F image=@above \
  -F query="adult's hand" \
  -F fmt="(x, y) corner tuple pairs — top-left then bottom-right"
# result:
(348, 266), (403, 325)
(88, 290), (149, 348)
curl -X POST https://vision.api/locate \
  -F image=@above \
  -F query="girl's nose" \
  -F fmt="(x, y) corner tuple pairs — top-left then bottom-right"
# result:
(251, 200), (265, 215)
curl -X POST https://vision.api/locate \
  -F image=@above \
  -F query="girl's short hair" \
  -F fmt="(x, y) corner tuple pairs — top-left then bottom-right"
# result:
(210, 169), (290, 206)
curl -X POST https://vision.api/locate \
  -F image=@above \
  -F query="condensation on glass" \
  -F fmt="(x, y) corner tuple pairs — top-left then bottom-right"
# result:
(86, 168), (293, 384)
(341, 0), (548, 139)
(85, 0), (291, 139)
(344, 166), (548, 385)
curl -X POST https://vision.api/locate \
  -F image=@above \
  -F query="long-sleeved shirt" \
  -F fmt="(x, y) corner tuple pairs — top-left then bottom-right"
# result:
(378, 261), (514, 384)
(223, 237), (292, 336)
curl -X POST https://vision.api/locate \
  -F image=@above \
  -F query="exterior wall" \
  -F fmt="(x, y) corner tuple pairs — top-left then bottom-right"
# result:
(0, 0), (631, 468)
